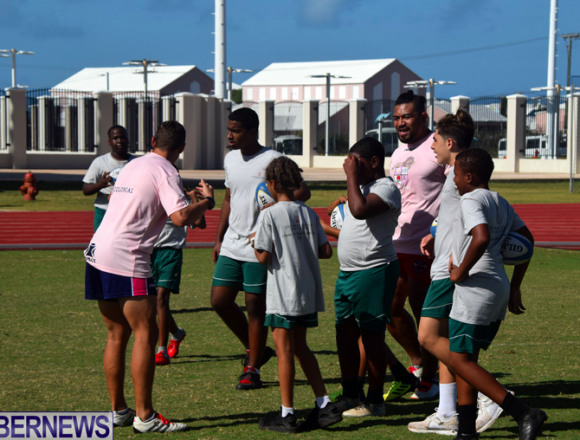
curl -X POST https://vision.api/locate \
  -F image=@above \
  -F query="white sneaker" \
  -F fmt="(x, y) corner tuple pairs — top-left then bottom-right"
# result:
(113, 408), (135, 427)
(408, 410), (458, 436)
(133, 413), (187, 433)
(476, 391), (513, 433)
(411, 379), (440, 400)
(343, 402), (386, 418)
(408, 365), (423, 378)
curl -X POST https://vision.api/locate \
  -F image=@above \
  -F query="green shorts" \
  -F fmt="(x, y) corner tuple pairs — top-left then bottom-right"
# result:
(212, 255), (267, 294)
(265, 313), (319, 330)
(94, 207), (106, 231)
(449, 318), (502, 354)
(334, 261), (399, 332)
(151, 247), (183, 293)
(421, 278), (454, 318)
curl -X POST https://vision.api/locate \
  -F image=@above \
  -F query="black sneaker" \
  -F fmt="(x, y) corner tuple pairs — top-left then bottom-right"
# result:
(242, 346), (276, 368)
(302, 402), (342, 430)
(236, 366), (262, 390)
(259, 410), (300, 433)
(453, 433), (479, 440)
(518, 408), (547, 440)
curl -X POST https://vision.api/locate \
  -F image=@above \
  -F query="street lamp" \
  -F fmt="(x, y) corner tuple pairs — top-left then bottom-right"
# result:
(309, 73), (351, 156)
(207, 66), (253, 100)
(404, 79), (456, 131)
(123, 59), (166, 96)
(0, 48), (34, 88)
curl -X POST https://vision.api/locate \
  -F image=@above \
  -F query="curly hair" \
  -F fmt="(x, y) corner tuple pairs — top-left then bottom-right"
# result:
(265, 156), (303, 193)
(455, 147), (495, 184)
(436, 109), (475, 149)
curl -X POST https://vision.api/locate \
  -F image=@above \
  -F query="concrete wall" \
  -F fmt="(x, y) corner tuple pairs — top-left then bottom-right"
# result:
(25, 152), (97, 169)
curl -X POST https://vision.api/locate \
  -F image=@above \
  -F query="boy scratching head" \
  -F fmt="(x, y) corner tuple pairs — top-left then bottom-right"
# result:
(346, 137), (386, 186)
(431, 109), (475, 165)
(453, 147), (494, 196)
(108, 125), (129, 160)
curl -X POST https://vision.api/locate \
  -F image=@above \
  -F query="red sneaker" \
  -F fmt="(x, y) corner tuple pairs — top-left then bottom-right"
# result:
(167, 330), (186, 358)
(155, 351), (170, 366)
(236, 366), (262, 390)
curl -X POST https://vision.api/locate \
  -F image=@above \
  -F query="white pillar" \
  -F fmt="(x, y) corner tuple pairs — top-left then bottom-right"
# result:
(451, 95), (470, 114)
(162, 96), (176, 122)
(6, 88), (27, 169)
(506, 94), (527, 173)
(546, 0), (558, 159)
(218, 100), (232, 168)
(349, 98), (367, 148)
(38, 96), (51, 152)
(205, 96), (217, 169)
(175, 92), (202, 169)
(568, 94), (580, 175)
(77, 97), (90, 153)
(29, 104), (38, 151)
(214, 0), (226, 99)
(94, 91), (113, 157)
(258, 100), (274, 148)
(302, 100), (318, 167)
(0, 96), (6, 151)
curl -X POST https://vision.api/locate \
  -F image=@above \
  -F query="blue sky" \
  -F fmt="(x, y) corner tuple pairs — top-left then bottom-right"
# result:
(1, 0), (579, 98)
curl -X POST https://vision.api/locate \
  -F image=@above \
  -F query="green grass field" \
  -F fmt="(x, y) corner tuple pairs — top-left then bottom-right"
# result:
(1, 180), (579, 211)
(0, 248), (578, 439)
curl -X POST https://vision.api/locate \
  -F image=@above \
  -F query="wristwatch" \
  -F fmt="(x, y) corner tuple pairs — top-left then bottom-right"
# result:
(205, 196), (216, 210)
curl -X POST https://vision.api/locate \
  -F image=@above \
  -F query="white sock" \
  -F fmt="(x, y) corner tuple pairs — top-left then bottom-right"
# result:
(157, 346), (166, 354)
(281, 405), (294, 417)
(170, 328), (184, 340)
(316, 396), (331, 409)
(438, 382), (458, 418)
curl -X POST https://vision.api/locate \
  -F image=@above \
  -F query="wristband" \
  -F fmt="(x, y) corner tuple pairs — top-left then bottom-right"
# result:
(205, 196), (216, 210)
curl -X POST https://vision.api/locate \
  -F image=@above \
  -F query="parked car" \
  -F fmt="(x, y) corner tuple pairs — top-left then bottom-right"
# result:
(365, 127), (399, 156)
(274, 135), (303, 155)
(497, 134), (567, 158)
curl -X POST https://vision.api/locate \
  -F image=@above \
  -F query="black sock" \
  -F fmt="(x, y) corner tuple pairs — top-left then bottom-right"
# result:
(390, 362), (418, 386)
(501, 393), (530, 424)
(342, 380), (358, 399)
(366, 388), (384, 405)
(457, 404), (477, 436)
(357, 376), (366, 400)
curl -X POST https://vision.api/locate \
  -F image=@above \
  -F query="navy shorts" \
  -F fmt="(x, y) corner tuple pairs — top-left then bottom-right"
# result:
(85, 263), (157, 301)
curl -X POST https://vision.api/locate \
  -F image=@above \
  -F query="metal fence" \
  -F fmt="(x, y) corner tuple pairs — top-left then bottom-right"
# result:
(317, 100), (349, 156)
(523, 95), (567, 158)
(364, 99), (397, 156)
(0, 90), (7, 151)
(26, 89), (96, 152)
(470, 95), (507, 158)
(273, 101), (303, 155)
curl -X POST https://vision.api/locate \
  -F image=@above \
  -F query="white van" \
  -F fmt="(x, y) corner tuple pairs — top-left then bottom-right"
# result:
(497, 135), (566, 158)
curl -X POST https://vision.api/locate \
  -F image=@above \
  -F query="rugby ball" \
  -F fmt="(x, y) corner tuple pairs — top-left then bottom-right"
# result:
(330, 203), (346, 230)
(501, 231), (534, 265)
(109, 167), (123, 183)
(431, 218), (438, 238)
(255, 181), (275, 208)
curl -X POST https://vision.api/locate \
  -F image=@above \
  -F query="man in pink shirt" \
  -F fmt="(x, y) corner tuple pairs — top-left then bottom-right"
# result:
(385, 91), (447, 401)
(84, 121), (215, 433)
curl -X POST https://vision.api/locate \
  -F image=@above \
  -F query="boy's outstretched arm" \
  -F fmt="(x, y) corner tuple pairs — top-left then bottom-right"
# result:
(449, 224), (490, 283)
(318, 242), (333, 259)
(508, 225), (534, 315)
(327, 196), (348, 216)
(320, 218), (340, 239)
(343, 156), (389, 220)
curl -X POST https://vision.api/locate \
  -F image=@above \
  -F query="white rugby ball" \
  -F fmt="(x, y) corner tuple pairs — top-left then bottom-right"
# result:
(330, 203), (346, 230)
(109, 167), (123, 183)
(255, 181), (275, 208)
(501, 231), (534, 265)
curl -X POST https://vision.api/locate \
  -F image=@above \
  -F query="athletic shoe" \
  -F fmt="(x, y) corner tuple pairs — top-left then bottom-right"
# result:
(476, 391), (511, 433)
(167, 329), (186, 358)
(452, 433), (479, 439)
(236, 366), (262, 390)
(113, 408), (136, 427)
(133, 413), (187, 433)
(155, 351), (170, 366)
(241, 346), (275, 368)
(333, 396), (361, 414)
(258, 411), (300, 433)
(383, 381), (415, 401)
(411, 378), (440, 400)
(343, 402), (386, 418)
(409, 365), (423, 378)
(518, 408), (547, 440)
(408, 410), (458, 435)
(302, 402), (343, 430)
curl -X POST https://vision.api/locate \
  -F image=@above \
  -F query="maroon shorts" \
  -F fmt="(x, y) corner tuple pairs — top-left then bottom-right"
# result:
(397, 253), (432, 285)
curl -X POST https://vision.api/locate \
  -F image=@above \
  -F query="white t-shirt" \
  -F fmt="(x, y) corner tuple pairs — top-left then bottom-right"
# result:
(431, 167), (461, 281)
(220, 147), (282, 262)
(85, 153), (188, 278)
(82, 152), (135, 210)
(254, 201), (328, 316)
(337, 177), (401, 272)
(449, 189), (526, 325)
(154, 197), (195, 249)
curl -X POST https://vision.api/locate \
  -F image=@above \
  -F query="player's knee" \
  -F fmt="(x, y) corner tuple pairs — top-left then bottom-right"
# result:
(245, 293), (265, 316)
(417, 327), (432, 349)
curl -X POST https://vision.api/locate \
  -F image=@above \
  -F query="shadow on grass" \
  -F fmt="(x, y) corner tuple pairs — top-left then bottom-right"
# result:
(172, 307), (214, 314)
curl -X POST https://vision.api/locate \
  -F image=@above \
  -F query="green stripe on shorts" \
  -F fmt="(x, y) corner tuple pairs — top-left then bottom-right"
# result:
(265, 313), (319, 330)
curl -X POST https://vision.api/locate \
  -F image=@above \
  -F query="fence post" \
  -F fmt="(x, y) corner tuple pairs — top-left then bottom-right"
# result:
(451, 95), (470, 114)
(38, 96), (50, 152)
(506, 94), (527, 173)
(349, 98), (367, 147)
(216, 100), (232, 169)
(259, 100), (274, 148)
(568, 93), (580, 175)
(6, 88), (27, 169)
(302, 100), (318, 168)
(94, 91), (113, 157)
(175, 92), (202, 170)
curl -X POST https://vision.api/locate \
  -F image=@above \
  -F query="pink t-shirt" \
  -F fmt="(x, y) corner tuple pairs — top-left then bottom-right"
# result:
(85, 152), (188, 278)
(389, 132), (448, 255)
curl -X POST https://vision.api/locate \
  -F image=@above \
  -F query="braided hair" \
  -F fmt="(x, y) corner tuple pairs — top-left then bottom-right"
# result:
(265, 156), (303, 194)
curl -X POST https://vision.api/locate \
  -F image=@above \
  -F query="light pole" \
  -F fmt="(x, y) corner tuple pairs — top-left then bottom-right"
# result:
(0, 48), (34, 88)
(123, 59), (166, 96)
(405, 79), (456, 131)
(309, 73), (350, 156)
(207, 67), (253, 100)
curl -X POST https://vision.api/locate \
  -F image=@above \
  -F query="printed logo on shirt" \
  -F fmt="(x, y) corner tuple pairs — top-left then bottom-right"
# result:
(392, 157), (415, 189)
(112, 186), (134, 194)
(295, 215), (300, 223)
(85, 243), (96, 263)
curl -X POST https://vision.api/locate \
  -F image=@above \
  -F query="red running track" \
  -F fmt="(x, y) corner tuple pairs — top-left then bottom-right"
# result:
(0, 205), (579, 250)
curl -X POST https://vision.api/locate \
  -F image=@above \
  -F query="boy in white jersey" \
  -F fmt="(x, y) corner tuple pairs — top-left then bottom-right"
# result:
(446, 148), (546, 440)
(83, 125), (135, 231)
(211, 108), (310, 390)
(84, 121), (215, 433)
